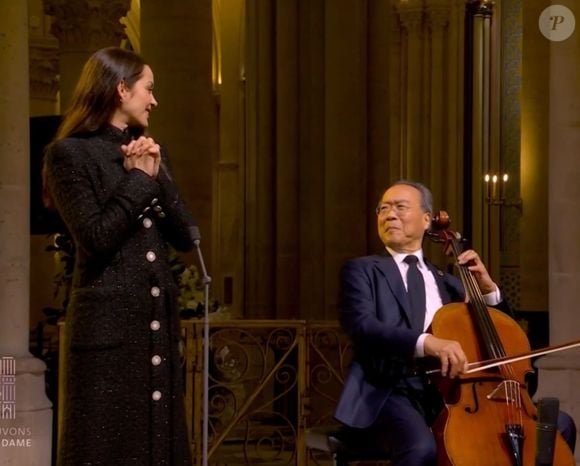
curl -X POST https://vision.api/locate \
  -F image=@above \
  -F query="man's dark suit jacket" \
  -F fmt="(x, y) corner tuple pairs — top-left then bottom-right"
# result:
(334, 252), (510, 429)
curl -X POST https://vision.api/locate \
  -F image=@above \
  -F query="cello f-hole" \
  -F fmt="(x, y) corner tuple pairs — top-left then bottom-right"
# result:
(464, 382), (480, 414)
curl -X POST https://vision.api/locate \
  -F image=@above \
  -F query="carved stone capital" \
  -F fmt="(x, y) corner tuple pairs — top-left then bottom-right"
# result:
(398, 11), (424, 35)
(43, 0), (131, 49)
(427, 7), (450, 30)
(466, 0), (493, 17)
(397, 0), (423, 11)
(29, 42), (60, 101)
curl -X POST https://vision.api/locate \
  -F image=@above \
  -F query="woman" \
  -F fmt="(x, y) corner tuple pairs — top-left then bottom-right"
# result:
(44, 47), (195, 466)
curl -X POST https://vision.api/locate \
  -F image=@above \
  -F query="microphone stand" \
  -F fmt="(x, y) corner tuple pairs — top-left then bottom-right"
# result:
(192, 233), (211, 466)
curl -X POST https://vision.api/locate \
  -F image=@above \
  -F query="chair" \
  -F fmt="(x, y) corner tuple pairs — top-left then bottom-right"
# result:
(305, 425), (391, 466)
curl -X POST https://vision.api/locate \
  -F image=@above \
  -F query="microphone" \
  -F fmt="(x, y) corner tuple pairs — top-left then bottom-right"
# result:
(188, 225), (202, 244)
(535, 397), (560, 466)
(188, 223), (211, 466)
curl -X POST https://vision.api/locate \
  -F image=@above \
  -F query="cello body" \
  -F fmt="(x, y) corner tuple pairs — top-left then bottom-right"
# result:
(430, 302), (575, 466)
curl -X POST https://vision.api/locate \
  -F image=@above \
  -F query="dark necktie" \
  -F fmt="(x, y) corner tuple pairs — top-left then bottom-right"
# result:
(404, 255), (426, 331)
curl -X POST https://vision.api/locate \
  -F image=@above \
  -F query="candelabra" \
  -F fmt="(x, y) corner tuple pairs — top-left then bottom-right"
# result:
(483, 173), (523, 212)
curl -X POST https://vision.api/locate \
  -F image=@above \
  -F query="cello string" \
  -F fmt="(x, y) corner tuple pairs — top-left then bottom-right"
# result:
(452, 238), (507, 362)
(452, 238), (517, 378)
(503, 381), (513, 427)
(460, 247), (521, 425)
(451, 237), (522, 430)
(515, 380), (523, 426)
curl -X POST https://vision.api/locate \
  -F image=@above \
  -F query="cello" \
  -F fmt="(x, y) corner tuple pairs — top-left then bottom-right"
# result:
(427, 212), (575, 466)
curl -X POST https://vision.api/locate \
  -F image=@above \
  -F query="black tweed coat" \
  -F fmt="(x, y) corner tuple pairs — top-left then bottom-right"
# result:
(45, 126), (195, 466)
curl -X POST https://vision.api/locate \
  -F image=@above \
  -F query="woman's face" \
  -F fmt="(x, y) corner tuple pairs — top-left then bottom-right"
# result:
(114, 65), (158, 128)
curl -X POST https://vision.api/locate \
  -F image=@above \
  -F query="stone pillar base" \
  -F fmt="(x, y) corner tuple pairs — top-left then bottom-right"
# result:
(534, 350), (580, 463)
(0, 356), (52, 465)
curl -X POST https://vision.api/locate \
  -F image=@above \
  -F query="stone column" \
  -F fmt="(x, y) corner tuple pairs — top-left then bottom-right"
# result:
(426, 0), (449, 193)
(466, 0), (493, 265)
(242, 0), (275, 318)
(397, 0), (425, 180)
(211, 0), (246, 317)
(535, 3), (580, 458)
(274, 0), (299, 319)
(367, 0), (395, 249)
(388, 12), (403, 181)
(0, 2), (52, 464)
(43, 0), (131, 110)
(297, 0), (326, 319)
(442, 0), (466, 235)
(424, 0), (450, 266)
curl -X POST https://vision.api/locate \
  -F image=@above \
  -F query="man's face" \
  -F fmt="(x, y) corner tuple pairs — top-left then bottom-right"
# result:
(376, 184), (431, 253)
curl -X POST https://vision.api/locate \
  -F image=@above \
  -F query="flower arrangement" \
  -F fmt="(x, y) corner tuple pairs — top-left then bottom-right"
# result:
(168, 248), (226, 320)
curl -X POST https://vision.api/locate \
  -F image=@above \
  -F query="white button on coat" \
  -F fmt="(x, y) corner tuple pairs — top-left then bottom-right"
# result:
(143, 218), (153, 229)
(151, 355), (162, 366)
(150, 320), (160, 331)
(152, 390), (162, 401)
(150, 286), (160, 297)
(146, 251), (156, 262)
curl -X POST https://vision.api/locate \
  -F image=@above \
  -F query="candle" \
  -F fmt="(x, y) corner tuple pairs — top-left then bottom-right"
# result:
(492, 174), (498, 201)
(501, 173), (508, 200)
(484, 174), (491, 200)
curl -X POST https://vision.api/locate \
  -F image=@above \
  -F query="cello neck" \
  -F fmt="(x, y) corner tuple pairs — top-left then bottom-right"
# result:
(444, 229), (508, 362)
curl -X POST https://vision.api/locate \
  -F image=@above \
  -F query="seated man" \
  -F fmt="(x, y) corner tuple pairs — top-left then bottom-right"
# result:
(334, 180), (576, 466)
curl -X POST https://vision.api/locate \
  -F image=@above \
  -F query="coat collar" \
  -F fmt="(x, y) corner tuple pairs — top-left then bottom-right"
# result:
(372, 251), (412, 324)
(95, 125), (143, 163)
(372, 251), (453, 321)
(100, 125), (141, 145)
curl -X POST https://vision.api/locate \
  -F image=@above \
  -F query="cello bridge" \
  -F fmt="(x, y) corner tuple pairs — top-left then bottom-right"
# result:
(486, 380), (521, 403)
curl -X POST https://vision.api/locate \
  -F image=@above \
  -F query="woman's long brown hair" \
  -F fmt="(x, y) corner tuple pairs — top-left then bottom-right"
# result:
(55, 47), (146, 140)
(43, 47), (147, 209)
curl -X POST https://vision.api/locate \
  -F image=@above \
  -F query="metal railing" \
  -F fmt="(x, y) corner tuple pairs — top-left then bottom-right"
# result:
(182, 320), (353, 466)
